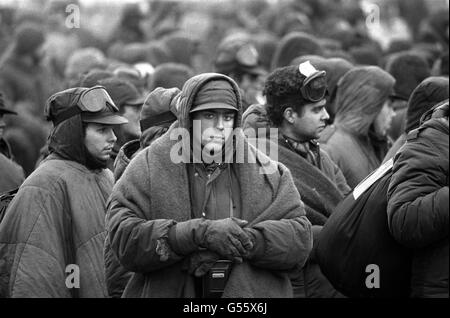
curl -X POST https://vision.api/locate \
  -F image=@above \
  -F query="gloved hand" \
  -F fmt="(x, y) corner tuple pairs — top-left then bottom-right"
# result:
(201, 217), (253, 261)
(186, 250), (222, 277)
(168, 218), (210, 256)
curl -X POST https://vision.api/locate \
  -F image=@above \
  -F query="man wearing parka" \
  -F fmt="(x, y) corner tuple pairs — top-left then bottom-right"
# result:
(321, 66), (396, 188)
(254, 62), (350, 298)
(383, 76), (449, 163)
(0, 86), (128, 297)
(106, 73), (313, 298)
(387, 100), (449, 298)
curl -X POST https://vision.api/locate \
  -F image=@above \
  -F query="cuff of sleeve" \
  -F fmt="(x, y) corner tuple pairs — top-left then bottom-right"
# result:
(168, 219), (209, 255)
(244, 228), (266, 260)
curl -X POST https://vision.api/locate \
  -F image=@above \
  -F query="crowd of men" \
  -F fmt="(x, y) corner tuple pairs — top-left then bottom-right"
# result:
(0, 0), (448, 298)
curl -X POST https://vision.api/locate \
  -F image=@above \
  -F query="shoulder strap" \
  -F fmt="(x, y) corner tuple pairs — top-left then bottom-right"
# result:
(352, 158), (394, 200)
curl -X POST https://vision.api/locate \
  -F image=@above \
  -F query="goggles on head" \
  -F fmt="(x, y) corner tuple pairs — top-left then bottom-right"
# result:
(53, 86), (118, 126)
(298, 61), (327, 103)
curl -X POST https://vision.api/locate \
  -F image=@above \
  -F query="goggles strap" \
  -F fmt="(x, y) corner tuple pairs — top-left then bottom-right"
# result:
(52, 106), (82, 126)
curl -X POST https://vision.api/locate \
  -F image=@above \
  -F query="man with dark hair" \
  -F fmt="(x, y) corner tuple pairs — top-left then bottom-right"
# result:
(106, 73), (312, 298)
(0, 86), (128, 297)
(214, 37), (267, 111)
(261, 61), (350, 298)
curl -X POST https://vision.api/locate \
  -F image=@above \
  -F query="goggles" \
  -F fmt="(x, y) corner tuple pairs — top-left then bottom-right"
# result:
(53, 86), (119, 126)
(298, 61), (328, 103)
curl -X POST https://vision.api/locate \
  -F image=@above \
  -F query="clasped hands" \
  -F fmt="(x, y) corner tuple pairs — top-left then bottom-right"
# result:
(187, 217), (256, 277)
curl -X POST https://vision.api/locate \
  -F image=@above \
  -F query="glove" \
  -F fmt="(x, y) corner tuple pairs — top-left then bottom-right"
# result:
(168, 218), (210, 256)
(186, 250), (222, 277)
(201, 217), (253, 261)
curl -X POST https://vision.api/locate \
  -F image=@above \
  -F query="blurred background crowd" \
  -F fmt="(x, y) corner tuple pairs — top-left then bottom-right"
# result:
(0, 0), (448, 178)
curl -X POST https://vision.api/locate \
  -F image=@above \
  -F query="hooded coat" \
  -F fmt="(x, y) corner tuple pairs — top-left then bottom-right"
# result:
(383, 77), (449, 163)
(243, 110), (350, 225)
(321, 66), (395, 188)
(0, 115), (111, 297)
(261, 136), (349, 298)
(105, 73), (312, 298)
(387, 104), (449, 298)
(243, 105), (349, 298)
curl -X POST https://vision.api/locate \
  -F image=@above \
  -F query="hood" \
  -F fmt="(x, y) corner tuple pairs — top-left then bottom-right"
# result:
(418, 99), (449, 135)
(47, 114), (107, 170)
(334, 66), (395, 136)
(405, 76), (449, 133)
(47, 114), (87, 166)
(176, 73), (243, 130)
(176, 73), (243, 163)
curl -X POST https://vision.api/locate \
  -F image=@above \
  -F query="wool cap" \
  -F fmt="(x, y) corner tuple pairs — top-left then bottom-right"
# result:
(190, 80), (238, 113)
